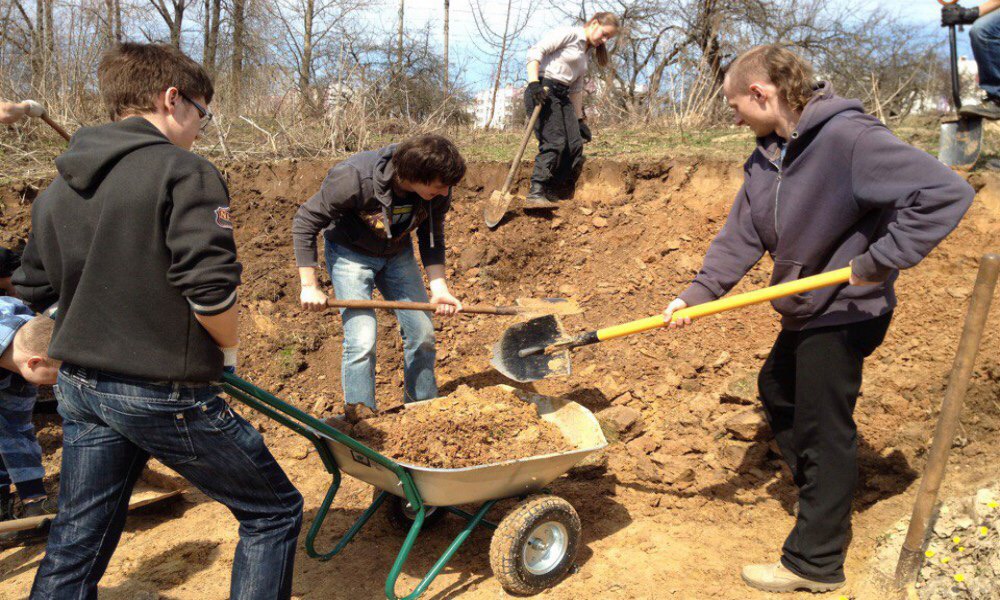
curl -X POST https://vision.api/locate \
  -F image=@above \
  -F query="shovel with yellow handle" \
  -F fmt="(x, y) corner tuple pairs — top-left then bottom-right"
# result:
(491, 267), (853, 382)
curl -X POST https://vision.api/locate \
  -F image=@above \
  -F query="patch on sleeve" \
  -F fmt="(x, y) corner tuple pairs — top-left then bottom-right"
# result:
(214, 206), (233, 230)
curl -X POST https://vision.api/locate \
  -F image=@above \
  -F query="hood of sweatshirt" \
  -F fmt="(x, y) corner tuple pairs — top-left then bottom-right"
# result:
(55, 117), (173, 193)
(756, 81), (866, 163)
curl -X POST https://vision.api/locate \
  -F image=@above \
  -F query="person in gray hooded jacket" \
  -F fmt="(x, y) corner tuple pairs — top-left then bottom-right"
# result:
(663, 46), (974, 593)
(292, 135), (466, 416)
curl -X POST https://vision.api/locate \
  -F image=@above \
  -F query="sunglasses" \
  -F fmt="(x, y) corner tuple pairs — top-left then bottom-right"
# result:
(178, 90), (213, 131)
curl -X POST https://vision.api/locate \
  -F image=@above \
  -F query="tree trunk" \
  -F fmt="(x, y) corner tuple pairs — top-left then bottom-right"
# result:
(300, 0), (314, 108)
(170, 0), (185, 48)
(443, 0), (449, 94)
(396, 0), (404, 79)
(485, 0), (512, 129)
(231, 0), (245, 98)
(203, 0), (221, 74)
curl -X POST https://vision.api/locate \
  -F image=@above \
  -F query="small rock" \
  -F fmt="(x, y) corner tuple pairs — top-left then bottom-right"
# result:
(598, 406), (641, 437)
(626, 434), (659, 457)
(592, 216), (608, 228)
(579, 206), (594, 215)
(713, 351), (732, 368)
(724, 409), (768, 441)
(720, 372), (757, 405)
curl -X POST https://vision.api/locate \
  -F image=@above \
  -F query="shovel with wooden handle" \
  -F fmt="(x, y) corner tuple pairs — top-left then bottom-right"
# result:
(21, 100), (71, 141)
(491, 267), (853, 382)
(483, 90), (547, 229)
(325, 297), (579, 316)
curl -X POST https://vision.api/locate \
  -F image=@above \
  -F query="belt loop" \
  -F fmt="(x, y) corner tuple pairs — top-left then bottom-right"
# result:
(171, 382), (181, 401)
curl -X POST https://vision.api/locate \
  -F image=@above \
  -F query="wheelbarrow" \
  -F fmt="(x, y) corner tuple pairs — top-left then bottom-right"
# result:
(221, 374), (607, 599)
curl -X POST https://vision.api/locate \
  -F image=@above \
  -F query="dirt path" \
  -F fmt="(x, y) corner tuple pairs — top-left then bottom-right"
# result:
(1, 156), (998, 599)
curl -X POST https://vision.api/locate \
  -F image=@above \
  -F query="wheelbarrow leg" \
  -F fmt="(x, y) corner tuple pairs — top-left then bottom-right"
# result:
(306, 471), (389, 560)
(385, 499), (499, 600)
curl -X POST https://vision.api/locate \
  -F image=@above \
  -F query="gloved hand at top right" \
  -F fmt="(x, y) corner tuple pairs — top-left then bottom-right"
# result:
(942, 4), (980, 26)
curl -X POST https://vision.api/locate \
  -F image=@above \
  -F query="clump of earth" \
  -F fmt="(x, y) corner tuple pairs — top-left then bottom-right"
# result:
(350, 385), (573, 468)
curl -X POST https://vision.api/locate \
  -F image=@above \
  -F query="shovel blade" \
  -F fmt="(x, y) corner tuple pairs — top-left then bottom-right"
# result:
(939, 116), (983, 169)
(484, 190), (514, 229)
(491, 314), (571, 382)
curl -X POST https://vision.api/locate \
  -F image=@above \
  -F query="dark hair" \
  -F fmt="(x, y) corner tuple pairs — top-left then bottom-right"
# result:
(392, 134), (467, 186)
(98, 42), (214, 120)
(588, 12), (620, 68)
(725, 45), (816, 112)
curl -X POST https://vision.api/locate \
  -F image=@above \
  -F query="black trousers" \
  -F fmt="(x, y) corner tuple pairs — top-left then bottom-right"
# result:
(524, 80), (584, 187)
(757, 311), (892, 582)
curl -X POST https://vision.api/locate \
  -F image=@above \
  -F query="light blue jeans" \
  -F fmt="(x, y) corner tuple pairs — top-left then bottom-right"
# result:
(326, 242), (437, 409)
(971, 9), (1000, 98)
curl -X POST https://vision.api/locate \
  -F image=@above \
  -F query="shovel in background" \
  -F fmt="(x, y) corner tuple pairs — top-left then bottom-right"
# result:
(492, 267), (853, 382)
(939, 7), (983, 169)
(483, 89), (546, 229)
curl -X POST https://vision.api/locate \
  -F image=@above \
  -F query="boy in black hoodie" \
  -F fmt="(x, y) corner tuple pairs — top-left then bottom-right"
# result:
(15, 43), (303, 599)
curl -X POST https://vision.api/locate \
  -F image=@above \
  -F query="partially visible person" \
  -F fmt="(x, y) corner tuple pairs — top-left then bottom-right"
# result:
(0, 299), (60, 546)
(662, 45), (973, 593)
(293, 135), (465, 418)
(15, 42), (303, 599)
(0, 247), (20, 296)
(943, 1), (1000, 119)
(523, 12), (619, 208)
(0, 100), (43, 125)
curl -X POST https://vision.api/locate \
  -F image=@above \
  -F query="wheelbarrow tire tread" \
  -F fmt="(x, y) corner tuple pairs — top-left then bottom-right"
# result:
(375, 489), (447, 533)
(489, 494), (580, 596)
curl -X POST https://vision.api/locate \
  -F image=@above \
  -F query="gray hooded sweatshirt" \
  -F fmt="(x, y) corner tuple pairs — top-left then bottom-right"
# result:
(679, 83), (974, 330)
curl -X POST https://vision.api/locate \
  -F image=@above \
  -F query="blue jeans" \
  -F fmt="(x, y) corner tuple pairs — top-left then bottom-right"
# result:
(971, 9), (1000, 97)
(0, 381), (45, 493)
(326, 242), (437, 409)
(31, 366), (303, 600)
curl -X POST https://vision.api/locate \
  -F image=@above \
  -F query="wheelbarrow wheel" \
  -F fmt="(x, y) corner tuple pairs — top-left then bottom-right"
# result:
(489, 495), (580, 595)
(373, 489), (447, 533)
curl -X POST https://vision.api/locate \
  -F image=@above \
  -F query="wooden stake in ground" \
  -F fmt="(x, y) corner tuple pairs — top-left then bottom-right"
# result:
(894, 253), (1000, 592)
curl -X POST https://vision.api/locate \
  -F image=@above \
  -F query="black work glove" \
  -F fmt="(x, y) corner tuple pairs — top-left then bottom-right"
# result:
(527, 81), (548, 104)
(942, 4), (979, 26)
(579, 119), (592, 143)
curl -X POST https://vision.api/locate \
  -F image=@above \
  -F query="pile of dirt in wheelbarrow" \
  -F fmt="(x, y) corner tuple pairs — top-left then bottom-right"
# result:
(349, 385), (574, 468)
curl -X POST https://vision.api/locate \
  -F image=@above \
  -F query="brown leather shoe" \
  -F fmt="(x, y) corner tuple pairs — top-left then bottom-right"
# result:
(741, 562), (845, 593)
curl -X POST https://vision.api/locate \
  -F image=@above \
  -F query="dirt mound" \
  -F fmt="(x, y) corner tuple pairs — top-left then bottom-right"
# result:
(350, 385), (572, 468)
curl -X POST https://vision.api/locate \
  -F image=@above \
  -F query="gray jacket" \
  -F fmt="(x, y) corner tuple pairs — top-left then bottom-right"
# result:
(679, 83), (974, 330)
(292, 145), (449, 268)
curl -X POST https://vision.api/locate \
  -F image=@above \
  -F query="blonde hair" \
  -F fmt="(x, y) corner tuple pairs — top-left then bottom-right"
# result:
(15, 316), (54, 358)
(587, 12), (620, 68)
(726, 45), (816, 112)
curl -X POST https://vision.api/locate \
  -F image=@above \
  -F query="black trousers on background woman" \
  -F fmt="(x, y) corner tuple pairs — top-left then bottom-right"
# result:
(524, 79), (584, 194)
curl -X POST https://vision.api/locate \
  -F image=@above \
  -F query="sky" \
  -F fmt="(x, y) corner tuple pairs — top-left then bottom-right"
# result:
(373, 0), (979, 93)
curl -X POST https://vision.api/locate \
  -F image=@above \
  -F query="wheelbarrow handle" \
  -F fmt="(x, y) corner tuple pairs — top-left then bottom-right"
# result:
(326, 298), (524, 315)
(592, 267), (854, 344)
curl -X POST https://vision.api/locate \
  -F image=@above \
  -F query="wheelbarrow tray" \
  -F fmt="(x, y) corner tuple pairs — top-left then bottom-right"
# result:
(328, 386), (607, 506)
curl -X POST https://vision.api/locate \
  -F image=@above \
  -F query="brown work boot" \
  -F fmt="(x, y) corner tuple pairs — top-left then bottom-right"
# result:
(741, 562), (844, 593)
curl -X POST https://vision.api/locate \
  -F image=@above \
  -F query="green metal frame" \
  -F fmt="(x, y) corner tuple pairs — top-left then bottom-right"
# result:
(221, 373), (499, 600)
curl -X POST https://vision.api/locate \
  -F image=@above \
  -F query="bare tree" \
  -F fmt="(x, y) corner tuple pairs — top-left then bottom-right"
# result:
(443, 0), (449, 94)
(148, 0), (193, 47)
(269, 0), (365, 110)
(471, 0), (534, 128)
(202, 0), (221, 74)
(231, 0), (246, 96)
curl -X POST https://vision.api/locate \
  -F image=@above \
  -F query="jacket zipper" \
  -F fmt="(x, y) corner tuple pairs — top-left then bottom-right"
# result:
(774, 166), (782, 237)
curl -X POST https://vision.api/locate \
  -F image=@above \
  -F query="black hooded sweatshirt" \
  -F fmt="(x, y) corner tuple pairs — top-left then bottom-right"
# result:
(13, 117), (242, 382)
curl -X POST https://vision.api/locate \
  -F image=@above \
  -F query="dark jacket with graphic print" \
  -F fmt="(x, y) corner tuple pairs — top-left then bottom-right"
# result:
(13, 117), (241, 381)
(679, 83), (974, 331)
(291, 144), (450, 268)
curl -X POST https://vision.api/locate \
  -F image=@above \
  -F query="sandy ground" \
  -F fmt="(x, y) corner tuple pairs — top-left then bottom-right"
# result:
(1, 155), (998, 599)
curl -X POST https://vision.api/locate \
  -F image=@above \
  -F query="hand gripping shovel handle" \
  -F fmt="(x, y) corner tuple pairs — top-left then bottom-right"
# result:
(527, 267), (853, 355)
(326, 298), (523, 315)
